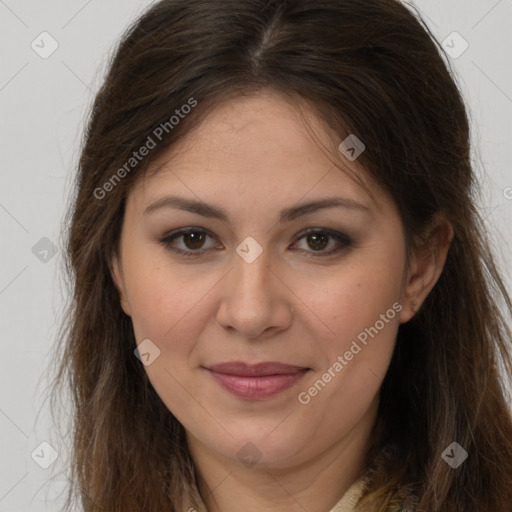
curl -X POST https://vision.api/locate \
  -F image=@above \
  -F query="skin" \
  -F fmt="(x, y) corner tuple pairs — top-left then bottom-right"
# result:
(112, 91), (452, 512)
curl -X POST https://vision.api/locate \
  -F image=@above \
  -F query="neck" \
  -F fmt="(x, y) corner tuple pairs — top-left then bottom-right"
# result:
(187, 396), (378, 512)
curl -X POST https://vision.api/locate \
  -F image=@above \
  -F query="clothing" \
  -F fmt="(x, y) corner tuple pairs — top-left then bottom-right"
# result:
(328, 476), (367, 511)
(190, 475), (367, 511)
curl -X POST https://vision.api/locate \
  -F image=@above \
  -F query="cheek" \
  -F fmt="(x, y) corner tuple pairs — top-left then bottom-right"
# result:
(296, 247), (404, 401)
(122, 255), (208, 423)
(303, 254), (404, 345)
(123, 247), (209, 343)
(294, 265), (402, 434)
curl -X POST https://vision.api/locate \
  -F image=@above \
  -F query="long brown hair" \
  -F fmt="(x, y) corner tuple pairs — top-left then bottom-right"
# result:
(50, 0), (512, 510)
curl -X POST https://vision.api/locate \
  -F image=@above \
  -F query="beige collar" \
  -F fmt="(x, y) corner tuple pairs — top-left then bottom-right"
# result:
(189, 476), (367, 512)
(328, 476), (367, 511)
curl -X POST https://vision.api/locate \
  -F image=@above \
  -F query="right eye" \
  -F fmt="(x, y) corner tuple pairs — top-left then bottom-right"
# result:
(159, 228), (222, 257)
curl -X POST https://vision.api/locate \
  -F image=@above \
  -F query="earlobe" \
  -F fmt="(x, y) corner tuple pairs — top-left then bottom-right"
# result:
(110, 254), (132, 317)
(400, 218), (454, 323)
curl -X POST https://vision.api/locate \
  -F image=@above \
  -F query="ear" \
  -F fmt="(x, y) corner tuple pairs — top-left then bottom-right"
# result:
(110, 253), (132, 317)
(399, 215), (454, 323)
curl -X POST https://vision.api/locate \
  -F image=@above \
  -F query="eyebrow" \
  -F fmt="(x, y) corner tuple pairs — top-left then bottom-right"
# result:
(144, 195), (370, 223)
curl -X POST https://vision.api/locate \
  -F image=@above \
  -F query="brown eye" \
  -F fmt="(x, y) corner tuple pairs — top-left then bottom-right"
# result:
(182, 231), (207, 250)
(292, 229), (352, 256)
(160, 228), (220, 256)
(306, 232), (330, 251)
(160, 227), (352, 258)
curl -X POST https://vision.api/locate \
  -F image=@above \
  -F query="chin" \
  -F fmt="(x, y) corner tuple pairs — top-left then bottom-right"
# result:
(209, 427), (309, 469)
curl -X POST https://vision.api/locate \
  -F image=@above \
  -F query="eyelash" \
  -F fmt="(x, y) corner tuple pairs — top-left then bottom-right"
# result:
(158, 227), (353, 258)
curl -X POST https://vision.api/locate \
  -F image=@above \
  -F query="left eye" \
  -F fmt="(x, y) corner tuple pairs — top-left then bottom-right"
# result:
(291, 229), (352, 255)
(159, 228), (352, 257)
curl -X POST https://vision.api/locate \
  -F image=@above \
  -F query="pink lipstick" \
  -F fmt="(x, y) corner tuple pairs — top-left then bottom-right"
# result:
(204, 362), (309, 400)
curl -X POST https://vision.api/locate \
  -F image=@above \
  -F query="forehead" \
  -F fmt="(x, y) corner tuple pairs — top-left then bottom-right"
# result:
(128, 91), (389, 214)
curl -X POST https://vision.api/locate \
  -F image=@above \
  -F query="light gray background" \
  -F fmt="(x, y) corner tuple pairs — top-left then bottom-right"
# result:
(0, 1), (511, 510)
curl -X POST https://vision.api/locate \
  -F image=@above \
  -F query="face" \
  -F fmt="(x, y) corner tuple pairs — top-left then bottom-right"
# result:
(112, 91), (431, 471)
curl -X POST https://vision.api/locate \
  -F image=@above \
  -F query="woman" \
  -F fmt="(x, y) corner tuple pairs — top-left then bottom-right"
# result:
(52, 0), (512, 510)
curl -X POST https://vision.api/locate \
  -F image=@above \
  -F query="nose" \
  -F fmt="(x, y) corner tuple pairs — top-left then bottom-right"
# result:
(215, 246), (294, 340)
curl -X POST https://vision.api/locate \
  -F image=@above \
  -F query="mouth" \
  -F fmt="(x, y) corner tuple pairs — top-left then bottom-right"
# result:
(203, 361), (311, 400)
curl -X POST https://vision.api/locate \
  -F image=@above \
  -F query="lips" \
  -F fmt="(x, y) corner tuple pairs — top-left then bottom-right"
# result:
(207, 361), (308, 376)
(204, 361), (310, 400)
